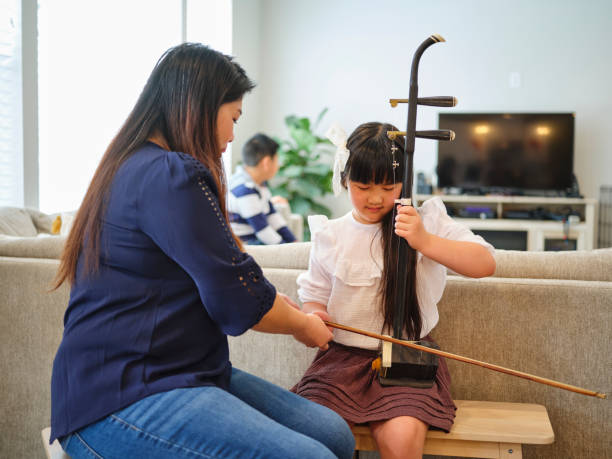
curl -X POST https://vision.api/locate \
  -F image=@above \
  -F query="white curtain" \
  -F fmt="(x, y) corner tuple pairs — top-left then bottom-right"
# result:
(37, 0), (232, 213)
(0, 0), (23, 206)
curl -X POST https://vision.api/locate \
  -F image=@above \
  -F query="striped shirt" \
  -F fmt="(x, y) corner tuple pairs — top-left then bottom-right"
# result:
(228, 166), (296, 244)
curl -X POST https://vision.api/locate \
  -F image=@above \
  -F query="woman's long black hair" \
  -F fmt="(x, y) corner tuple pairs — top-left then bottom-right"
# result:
(55, 43), (255, 288)
(342, 122), (422, 340)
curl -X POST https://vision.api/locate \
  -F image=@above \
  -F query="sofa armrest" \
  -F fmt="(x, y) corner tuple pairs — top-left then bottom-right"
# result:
(0, 257), (68, 458)
(287, 214), (304, 242)
(272, 202), (304, 242)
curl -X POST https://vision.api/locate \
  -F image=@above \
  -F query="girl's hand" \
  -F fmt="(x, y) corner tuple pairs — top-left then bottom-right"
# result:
(292, 313), (333, 351)
(394, 205), (431, 251)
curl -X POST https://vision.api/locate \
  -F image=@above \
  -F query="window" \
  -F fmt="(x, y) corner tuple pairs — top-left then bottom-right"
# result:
(36, 0), (232, 212)
(37, 0), (183, 212)
(185, 0), (233, 176)
(0, 0), (23, 206)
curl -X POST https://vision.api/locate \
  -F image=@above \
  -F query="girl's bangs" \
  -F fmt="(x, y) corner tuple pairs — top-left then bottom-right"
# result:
(347, 144), (404, 185)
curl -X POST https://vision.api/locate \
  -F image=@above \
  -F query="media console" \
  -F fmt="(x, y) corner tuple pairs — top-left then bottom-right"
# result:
(415, 194), (598, 251)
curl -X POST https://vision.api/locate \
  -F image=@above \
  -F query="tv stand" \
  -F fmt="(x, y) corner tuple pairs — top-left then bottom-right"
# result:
(415, 194), (597, 251)
(440, 187), (580, 199)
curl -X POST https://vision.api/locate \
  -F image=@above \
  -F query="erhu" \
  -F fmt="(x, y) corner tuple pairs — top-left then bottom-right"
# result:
(323, 34), (606, 399)
(375, 33), (456, 388)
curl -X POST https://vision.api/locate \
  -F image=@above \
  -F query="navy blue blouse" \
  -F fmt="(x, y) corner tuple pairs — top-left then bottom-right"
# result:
(50, 143), (276, 442)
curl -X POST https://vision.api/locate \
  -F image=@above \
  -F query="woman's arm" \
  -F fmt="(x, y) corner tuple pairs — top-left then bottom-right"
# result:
(395, 205), (496, 278)
(252, 294), (333, 350)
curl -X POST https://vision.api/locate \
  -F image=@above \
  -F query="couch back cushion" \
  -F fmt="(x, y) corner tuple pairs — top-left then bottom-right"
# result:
(246, 242), (311, 270)
(493, 248), (612, 282)
(248, 242), (612, 283)
(25, 208), (57, 234)
(0, 207), (38, 237)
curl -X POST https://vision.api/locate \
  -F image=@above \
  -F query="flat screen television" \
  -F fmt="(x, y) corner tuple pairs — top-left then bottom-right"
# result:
(437, 113), (575, 195)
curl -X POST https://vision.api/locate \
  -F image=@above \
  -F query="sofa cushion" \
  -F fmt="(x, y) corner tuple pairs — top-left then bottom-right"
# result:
(0, 234), (66, 259)
(247, 243), (612, 283)
(26, 208), (58, 234)
(0, 207), (38, 237)
(246, 242), (311, 270)
(493, 248), (612, 282)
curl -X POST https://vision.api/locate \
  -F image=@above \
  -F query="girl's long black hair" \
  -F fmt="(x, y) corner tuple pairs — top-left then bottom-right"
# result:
(342, 122), (422, 340)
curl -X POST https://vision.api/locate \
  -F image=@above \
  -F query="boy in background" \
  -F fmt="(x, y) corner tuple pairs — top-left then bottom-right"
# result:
(228, 133), (296, 244)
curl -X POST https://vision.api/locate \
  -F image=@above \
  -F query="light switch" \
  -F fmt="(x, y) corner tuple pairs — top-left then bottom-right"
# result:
(509, 72), (521, 88)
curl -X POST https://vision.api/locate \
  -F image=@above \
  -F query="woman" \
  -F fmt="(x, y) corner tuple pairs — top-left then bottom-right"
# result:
(50, 43), (354, 459)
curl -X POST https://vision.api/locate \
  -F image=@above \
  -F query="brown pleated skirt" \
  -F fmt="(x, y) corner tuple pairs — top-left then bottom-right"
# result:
(291, 340), (456, 432)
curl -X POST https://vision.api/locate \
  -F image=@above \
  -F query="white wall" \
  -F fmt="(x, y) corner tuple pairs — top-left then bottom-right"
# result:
(233, 0), (612, 217)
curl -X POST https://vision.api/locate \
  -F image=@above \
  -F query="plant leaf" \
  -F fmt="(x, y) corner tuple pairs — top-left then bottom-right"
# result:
(269, 186), (289, 199)
(310, 201), (332, 217)
(292, 179), (323, 197)
(314, 107), (328, 130)
(280, 165), (304, 177)
(297, 117), (310, 131)
(285, 115), (299, 127)
(290, 196), (312, 215)
(302, 164), (331, 175)
(274, 109), (336, 227)
(289, 127), (316, 152)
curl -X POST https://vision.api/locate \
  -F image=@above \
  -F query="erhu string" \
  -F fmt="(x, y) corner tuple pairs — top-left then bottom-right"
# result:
(389, 137), (401, 338)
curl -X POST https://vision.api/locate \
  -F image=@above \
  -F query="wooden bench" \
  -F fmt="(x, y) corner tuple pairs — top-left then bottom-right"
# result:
(352, 400), (554, 458)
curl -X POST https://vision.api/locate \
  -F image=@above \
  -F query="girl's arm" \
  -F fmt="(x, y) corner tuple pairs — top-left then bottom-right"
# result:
(302, 301), (328, 315)
(414, 235), (495, 278)
(395, 205), (496, 278)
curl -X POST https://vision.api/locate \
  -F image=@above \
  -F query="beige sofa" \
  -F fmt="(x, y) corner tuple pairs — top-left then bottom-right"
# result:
(0, 204), (302, 258)
(0, 207), (66, 259)
(1, 244), (610, 458)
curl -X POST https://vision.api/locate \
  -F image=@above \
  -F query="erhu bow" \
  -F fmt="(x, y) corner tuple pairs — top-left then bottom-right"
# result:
(325, 34), (607, 399)
(323, 320), (606, 399)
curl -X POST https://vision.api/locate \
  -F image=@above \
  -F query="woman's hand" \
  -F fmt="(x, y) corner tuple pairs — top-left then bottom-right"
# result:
(302, 302), (333, 333)
(310, 309), (333, 333)
(253, 295), (332, 351)
(394, 205), (431, 251)
(292, 313), (333, 351)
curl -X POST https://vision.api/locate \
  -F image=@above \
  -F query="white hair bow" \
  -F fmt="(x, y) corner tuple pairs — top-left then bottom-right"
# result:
(326, 123), (350, 196)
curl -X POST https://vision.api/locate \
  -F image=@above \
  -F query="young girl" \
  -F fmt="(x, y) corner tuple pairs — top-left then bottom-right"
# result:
(292, 122), (496, 459)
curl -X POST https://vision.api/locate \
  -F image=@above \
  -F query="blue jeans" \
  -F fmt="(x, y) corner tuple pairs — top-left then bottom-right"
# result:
(60, 368), (354, 458)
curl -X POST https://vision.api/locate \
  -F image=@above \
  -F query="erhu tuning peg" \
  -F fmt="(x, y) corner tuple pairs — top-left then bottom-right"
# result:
(389, 97), (458, 108)
(386, 130), (455, 141)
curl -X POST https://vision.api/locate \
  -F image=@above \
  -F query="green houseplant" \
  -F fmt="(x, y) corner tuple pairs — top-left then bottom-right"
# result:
(269, 109), (334, 241)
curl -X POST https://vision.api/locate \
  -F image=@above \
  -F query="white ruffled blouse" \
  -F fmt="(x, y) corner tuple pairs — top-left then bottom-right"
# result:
(297, 197), (494, 350)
